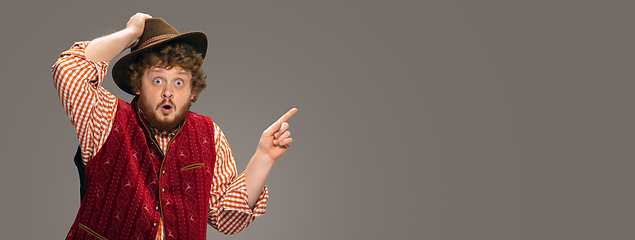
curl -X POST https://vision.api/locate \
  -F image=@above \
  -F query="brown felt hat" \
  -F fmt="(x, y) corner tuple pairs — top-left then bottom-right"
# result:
(112, 18), (207, 95)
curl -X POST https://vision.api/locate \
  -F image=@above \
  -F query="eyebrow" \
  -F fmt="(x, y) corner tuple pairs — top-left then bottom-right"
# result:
(149, 68), (191, 76)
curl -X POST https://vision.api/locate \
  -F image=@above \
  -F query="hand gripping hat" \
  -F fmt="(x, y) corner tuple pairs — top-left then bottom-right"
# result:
(112, 18), (208, 95)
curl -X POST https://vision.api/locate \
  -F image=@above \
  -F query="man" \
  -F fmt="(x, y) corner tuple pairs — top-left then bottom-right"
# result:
(52, 13), (297, 240)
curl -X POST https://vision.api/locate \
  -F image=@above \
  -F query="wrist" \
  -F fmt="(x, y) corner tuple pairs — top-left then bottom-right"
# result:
(120, 28), (140, 48)
(252, 150), (276, 167)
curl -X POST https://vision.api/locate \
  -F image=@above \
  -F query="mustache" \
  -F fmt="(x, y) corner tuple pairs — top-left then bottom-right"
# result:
(155, 99), (175, 110)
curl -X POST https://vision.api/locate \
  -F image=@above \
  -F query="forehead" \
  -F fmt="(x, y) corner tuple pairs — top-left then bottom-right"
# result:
(145, 66), (191, 77)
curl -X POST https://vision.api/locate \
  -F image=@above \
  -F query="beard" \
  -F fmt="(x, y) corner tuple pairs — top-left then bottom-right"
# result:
(138, 96), (191, 132)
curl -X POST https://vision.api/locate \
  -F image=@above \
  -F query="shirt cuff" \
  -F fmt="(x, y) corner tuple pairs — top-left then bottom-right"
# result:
(60, 41), (110, 86)
(220, 172), (268, 216)
(61, 41), (109, 64)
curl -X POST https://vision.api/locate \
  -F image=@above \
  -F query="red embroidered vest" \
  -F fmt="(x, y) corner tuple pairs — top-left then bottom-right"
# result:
(66, 98), (216, 240)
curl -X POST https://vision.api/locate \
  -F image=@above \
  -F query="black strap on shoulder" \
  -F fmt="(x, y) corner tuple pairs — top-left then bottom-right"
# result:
(73, 145), (87, 202)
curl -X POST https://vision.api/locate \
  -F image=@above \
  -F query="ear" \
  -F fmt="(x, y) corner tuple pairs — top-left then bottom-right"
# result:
(190, 93), (195, 100)
(134, 87), (141, 95)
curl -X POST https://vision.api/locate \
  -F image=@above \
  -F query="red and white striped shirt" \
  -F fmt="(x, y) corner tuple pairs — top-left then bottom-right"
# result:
(52, 41), (268, 238)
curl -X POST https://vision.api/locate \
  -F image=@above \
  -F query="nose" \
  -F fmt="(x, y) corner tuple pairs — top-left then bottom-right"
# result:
(161, 85), (173, 99)
(161, 86), (174, 98)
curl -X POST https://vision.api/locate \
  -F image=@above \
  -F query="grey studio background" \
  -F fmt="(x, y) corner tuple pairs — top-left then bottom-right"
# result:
(1, 0), (634, 239)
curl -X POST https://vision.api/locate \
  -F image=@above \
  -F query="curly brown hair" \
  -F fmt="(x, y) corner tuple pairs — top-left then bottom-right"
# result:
(127, 42), (207, 102)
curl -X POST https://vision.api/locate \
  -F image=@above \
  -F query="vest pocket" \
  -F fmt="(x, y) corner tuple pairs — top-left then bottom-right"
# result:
(78, 223), (108, 240)
(181, 163), (205, 171)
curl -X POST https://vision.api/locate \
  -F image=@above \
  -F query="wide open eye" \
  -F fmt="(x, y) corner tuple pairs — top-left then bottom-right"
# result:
(175, 80), (184, 86)
(153, 78), (163, 85)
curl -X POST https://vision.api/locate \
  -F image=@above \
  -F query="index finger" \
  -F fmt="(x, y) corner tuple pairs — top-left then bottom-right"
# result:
(277, 108), (298, 124)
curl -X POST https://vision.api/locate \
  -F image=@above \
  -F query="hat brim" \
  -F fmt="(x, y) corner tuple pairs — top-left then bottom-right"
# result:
(112, 31), (208, 95)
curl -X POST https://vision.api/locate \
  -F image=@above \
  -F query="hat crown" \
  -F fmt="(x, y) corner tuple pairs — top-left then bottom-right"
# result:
(131, 18), (180, 52)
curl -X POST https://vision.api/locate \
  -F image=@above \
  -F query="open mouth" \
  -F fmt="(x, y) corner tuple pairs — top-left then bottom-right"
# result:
(160, 103), (173, 114)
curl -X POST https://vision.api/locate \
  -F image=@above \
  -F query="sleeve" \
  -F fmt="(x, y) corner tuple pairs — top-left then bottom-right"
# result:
(52, 41), (119, 164)
(207, 122), (269, 235)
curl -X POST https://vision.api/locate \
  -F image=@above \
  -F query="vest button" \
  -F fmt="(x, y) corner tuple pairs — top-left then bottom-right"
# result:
(153, 222), (157, 227)
(162, 170), (166, 175)
(155, 206), (159, 211)
(162, 188), (165, 193)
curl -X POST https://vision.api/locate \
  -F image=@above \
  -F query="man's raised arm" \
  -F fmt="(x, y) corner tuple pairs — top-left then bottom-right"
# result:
(51, 12), (151, 163)
(85, 12), (151, 62)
